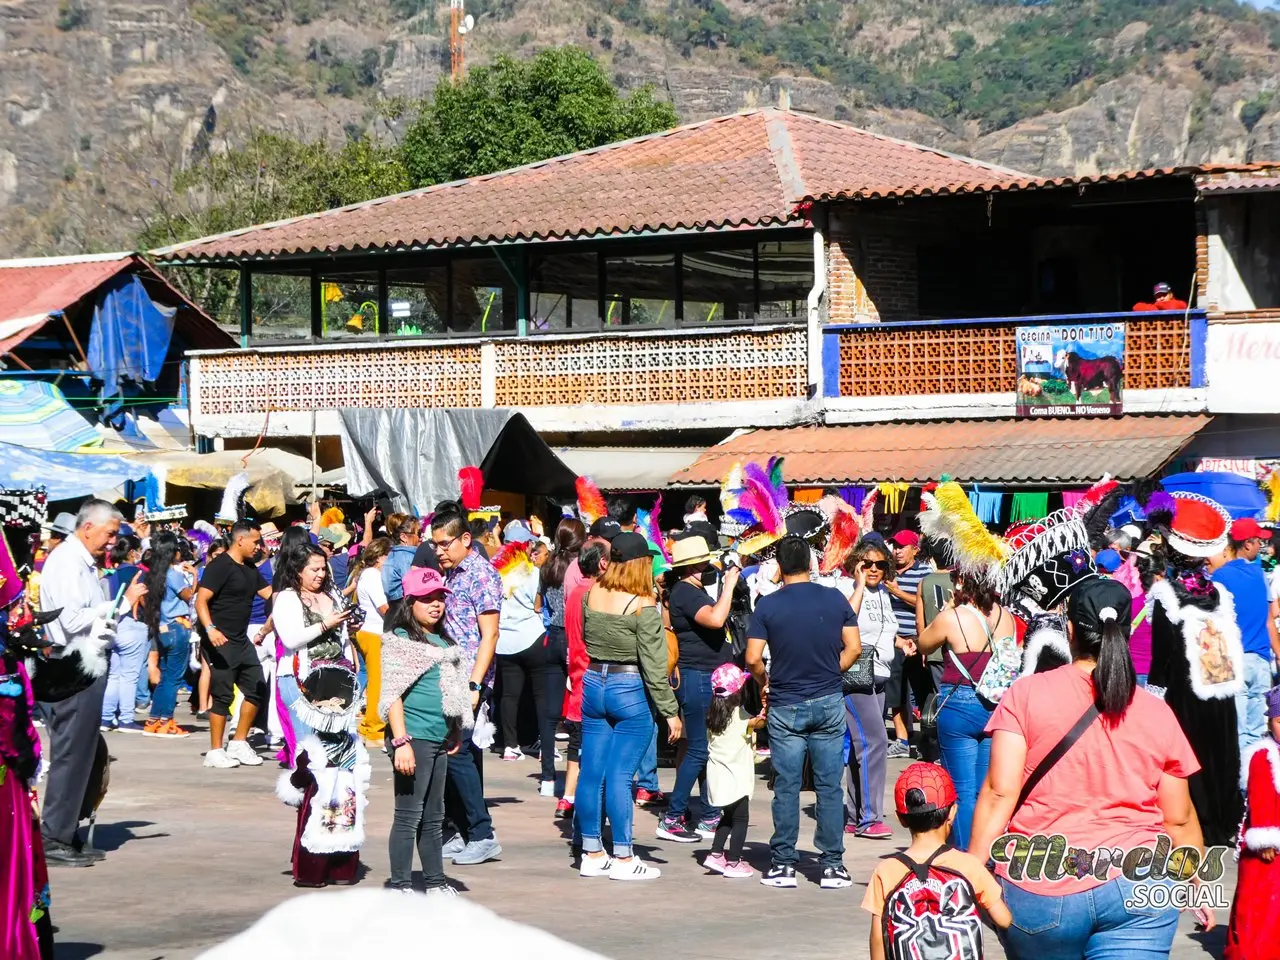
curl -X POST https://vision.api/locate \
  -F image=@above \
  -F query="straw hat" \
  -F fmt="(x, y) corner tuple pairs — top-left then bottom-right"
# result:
(669, 535), (715, 568)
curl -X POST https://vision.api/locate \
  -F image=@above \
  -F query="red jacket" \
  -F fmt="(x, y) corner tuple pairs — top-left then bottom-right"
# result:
(563, 580), (594, 722)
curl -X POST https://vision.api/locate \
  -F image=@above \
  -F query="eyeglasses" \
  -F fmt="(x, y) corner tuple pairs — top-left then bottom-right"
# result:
(867, 560), (892, 571)
(431, 535), (461, 552)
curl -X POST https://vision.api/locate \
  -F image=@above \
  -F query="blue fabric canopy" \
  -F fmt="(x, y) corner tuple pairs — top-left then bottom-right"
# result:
(1160, 471), (1267, 519)
(0, 379), (100, 451)
(0, 440), (150, 501)
(87, 274), (176, 398)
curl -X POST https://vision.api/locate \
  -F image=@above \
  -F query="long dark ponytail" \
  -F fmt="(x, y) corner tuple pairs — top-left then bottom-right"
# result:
(1067, 577), (1136, 721)
(141, 530), (180, 640)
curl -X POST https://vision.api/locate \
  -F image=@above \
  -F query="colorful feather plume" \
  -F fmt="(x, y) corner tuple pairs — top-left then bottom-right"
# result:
(720, 462), (745, 521)
(576, 476), (608, 526)
(491, 540), (533, 590)
(1143, 490), (1176, 528)
(919, 481), (1010, 580)
(1083, 486), (1127, 551)
(320, 507), (345, 528)
(216, 472), (251, 524)
(820, 509), (861, 574)
(860, 486), (879, 533)
(1262, 470), (1280, 524)
(738, 459), (787, 535)
(1072, 475), (1118, 517)
(643, 495), (671, 563)
(458, 466), (485, 513)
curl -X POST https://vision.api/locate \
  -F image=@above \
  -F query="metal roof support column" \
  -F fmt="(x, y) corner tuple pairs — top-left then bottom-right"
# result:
(377, 267), (389, 336)
(239, 267), (252, 348)
(492, 248), (530, 336)
(309, 267), (322, 340)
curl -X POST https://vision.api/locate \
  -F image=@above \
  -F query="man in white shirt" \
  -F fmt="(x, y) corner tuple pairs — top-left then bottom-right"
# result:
(39, 499), (147, 865)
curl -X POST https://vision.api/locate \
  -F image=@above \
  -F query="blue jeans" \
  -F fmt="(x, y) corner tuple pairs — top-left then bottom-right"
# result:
(669, 666), (718, 822)
(102, 618), (150, 725)
(277, 672), (313, 743)
(634, 724), (659, 792)
(1236, 652), (1271, 754)
(767, 692), (846, 868)
(444, 740), (494, 842)
(936, 683), (993, 850)
(999, 875), (1180, 960)
(578, 669), (655, 859)
(1136, 673), (1148, 687)
(150, 621), (192, 720)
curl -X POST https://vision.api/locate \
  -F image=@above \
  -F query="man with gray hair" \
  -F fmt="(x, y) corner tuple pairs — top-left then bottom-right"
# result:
(39, 498), (147, 866)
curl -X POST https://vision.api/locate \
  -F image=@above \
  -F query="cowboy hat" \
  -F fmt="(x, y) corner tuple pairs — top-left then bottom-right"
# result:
(669, 535), (715, 568)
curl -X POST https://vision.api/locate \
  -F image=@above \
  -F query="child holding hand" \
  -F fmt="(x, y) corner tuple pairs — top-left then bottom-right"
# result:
(702, 663), (765, 879)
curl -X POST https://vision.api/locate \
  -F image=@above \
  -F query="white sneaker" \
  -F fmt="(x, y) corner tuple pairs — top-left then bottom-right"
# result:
(539, 780), (556, 797)
(225, 740), (263, 766)
(579, 853), (614, 878)
(608, 857), (661, 881)
(425, 885), (459, 898)
(203, 748), (240, 769)
(502, 748), (523, 761)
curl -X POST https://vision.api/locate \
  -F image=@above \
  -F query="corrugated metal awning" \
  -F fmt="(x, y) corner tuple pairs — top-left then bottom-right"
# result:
(556, 446), (704, 491)
(669, 416), (1212, 486)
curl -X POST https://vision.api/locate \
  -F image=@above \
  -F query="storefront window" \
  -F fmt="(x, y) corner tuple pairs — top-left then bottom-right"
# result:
(757, 239), (812, 320)
(682, 247), (754, 323)
(451, 257), (512, 333)
(386, 265), (448, 337)
(531, 250), (600, 331)
(250, 273), (310, 342)
(604, 253), (675, 327)
(317, 274), (379, 340)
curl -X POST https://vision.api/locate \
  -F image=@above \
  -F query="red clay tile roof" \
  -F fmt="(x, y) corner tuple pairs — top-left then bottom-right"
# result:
(153, 109), (1023, 263)
(0, 253), (232, 355)
(803, 163), (1280, 203)
(669, 416), (1211, 487)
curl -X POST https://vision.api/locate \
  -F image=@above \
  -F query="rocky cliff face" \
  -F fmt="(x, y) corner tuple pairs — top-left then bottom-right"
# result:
(3, 0), (1279, 256)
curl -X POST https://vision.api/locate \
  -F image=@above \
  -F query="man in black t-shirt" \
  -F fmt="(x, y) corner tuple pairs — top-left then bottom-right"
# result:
(746, 536), (861, 890)
(195, 520), (272, 769)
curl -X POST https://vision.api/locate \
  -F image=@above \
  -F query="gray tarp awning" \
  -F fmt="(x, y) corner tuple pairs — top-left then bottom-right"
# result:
(338, 409), (578, 513)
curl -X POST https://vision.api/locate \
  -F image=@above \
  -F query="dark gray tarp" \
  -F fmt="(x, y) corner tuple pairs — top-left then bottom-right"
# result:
(338, 409), (577, 513)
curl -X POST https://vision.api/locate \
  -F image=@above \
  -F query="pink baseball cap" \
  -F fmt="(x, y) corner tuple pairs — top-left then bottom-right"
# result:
(711, 663), (748, 698)
(403, 566), (451, 600)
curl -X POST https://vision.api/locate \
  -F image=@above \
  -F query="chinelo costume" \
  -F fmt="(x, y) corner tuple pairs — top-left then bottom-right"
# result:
(276, 662), (370, 888)
(1225, 686), (1280, 960)
(1146, 492), (1244, 847)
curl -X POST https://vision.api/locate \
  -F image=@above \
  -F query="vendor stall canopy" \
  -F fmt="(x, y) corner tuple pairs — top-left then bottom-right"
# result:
(670, 416), (1213, 487)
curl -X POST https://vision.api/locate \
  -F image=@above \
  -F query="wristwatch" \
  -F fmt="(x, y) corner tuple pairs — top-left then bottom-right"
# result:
(468, 681), (482, 692)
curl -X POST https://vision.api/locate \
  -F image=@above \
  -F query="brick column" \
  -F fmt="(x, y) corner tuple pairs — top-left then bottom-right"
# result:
(1195, 203), (1211, 309)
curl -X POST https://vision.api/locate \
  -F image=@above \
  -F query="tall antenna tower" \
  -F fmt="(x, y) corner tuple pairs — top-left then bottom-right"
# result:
(450, 0), (474, 84)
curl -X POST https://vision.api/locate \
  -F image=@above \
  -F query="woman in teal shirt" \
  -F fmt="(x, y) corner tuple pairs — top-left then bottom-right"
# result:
(378, 567), (474, 895)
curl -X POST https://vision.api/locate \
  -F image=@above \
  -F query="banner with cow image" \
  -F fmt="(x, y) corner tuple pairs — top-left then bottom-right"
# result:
(1016, 322), (1125, 417)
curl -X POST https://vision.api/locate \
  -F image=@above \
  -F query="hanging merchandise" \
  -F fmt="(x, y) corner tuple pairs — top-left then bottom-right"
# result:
(1009, 492), (1048, 524)
(968, 486), (1005, 525)
(841, 486), (865, 513)
(0, 487), (47, 530)
(1060, 490), (1087, 512)
(878, 482), (910, 514)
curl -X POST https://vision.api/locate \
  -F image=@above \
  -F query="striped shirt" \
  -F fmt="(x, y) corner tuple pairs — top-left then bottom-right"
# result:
(890, 561), (932, 638)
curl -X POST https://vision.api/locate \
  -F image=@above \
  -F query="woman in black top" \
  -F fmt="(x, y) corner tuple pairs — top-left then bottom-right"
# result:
(656, 536), (741, 843)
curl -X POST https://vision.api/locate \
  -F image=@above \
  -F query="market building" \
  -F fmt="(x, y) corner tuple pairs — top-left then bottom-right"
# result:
(150, 108), (1280, 510)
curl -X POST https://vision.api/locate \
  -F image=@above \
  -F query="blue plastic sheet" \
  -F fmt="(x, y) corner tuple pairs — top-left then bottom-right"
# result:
(87, 274), (176, 397)
(1160, 471), (1267, 520)
(0, 440), (149, 500)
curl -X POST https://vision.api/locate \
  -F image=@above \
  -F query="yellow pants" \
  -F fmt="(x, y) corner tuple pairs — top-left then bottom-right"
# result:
(355, 630), (385, 743)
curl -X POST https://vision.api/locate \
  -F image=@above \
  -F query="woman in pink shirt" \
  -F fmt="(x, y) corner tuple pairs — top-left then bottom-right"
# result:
(969, 577), (1211, 960)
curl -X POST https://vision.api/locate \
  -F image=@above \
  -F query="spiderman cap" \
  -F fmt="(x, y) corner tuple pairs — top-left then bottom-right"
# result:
(895, 762), (958, 815)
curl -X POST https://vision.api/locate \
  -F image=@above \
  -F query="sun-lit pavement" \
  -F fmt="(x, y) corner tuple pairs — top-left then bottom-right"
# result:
(45, 721), (1231, 960)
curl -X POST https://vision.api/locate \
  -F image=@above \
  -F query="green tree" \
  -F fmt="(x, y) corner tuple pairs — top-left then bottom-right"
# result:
(399, 46), (677, 187)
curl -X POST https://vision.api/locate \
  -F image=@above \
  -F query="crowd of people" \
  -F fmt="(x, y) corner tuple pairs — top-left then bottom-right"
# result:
(2, 462), (1280, 960)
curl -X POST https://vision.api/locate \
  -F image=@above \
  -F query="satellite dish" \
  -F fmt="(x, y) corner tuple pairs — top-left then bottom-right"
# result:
(459, 13), (474, 33)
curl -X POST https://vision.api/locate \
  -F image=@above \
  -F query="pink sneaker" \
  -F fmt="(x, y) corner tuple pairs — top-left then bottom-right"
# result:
(856, 821), (893, 840)
(722, 860), (754, 879)
(703, 852), (728, 874)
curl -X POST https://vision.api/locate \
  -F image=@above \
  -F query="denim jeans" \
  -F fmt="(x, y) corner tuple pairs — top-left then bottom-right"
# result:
(578, 669), (655, 859)
(149, 621), (192, 720)
(1135, 673), (1148, 687)
(936, 683), (994, 850)
(999, 875), (1180, 960)
(1236, 652), (1272, 754)
(277, 672), (313, 745)
(669, 666), (718, 822)
(102, 618), (151, 725)
(444, 740), (494, 842)
(634, 723), (659, 792)
(767, 692), (846, 868)
(389, 738), (449, 890)
(135, 644), (153, 708)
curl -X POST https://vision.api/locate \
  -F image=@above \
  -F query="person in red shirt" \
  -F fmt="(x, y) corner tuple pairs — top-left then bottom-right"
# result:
(559, 541), (608, 823)
(1133, 281), (1188, 311)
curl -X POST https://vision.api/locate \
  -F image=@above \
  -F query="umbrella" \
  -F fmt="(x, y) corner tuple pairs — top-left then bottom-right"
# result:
(1160, 471), (1267, 519)
(0, 440), (149, 500)
(0, 379), (100, 452)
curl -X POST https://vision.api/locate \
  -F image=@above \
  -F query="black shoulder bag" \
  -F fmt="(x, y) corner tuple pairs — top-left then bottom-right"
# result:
(1013, 702), (1100, 813)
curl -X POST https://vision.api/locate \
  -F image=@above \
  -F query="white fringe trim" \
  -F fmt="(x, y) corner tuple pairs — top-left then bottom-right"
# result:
(1243, 826), (1280, 852)
(1240, 738), (1280, 794)
(276, 771), (305, 807)
(1149, 580), (1244, 700)
(1020, 623), (1071, 677)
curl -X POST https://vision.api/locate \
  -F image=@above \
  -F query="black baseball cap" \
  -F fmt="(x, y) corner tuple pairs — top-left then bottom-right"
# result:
(589, 518), (623, 542)
(1067, 577), (1133, 638)
(610, 532), (651, 564)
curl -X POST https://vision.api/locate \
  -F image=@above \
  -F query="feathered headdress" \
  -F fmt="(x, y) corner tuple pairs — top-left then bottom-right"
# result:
(820, 508), (862, 574)
(918, 481), (1010, 581)
(576, 476), (608, 527)
(1264, 470), (1280, 524)
(459, 467), (484, 513)
(320, 506), (345, 529)
(491, 540), (534, 591)
(860, 486), (879, 533)
(634, 495), (671, 567)
(215, 472), (252, 526)
(1144, 490), (1176, 530)
(720, 462), (745, 522)
(1083, 485), (1127, 551)
(731, 457), (790, 557)
(1072, 475), (1118, 518)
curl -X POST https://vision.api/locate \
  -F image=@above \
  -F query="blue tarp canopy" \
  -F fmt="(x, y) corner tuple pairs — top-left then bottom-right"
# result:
(0, 440), (150, 501)
(87, 274), (176, 398)
(1160, 471), (1268, 519)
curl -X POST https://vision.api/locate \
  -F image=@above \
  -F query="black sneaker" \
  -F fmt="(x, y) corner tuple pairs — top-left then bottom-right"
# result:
(820, 865), (853, 889)
(760, 863), (798, 888)
(654, 815), (699, 843)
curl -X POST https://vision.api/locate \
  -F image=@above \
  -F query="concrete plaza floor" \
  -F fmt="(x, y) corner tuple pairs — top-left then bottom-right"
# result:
(47, 724), (1231, 960)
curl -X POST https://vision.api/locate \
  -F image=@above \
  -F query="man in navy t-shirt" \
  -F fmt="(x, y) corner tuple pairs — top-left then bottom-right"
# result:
(1211, 519), (1279, 752)
(746, 535), (861, 890)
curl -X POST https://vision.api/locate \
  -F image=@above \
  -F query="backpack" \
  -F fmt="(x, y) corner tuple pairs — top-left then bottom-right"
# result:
(882, 845), (984, 960)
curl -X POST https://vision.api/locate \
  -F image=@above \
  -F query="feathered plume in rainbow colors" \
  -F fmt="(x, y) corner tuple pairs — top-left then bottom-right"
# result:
(1144, 490), (1176, 529)
(918, 481), (1010, 581)
(739, 457), (788, 535)
(458, 466), (485, 513)
(576, 476), (608, 527)
(1072, 475), (1118, 518)
(720, 462), (746, 524)
(634, 495), (672, 575)
(491, 540), (534, 593)
(820, 509), (862, 574)
(1264, 469), (1280, 524)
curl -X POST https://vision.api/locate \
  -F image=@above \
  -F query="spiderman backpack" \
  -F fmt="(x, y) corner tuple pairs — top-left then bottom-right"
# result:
(882, 845), (984, 960)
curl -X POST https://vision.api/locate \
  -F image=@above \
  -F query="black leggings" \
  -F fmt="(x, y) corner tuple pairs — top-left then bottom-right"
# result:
(497, 638), (555, 779)
(389, 738), (449, 890)
(710, 795), (750, 861)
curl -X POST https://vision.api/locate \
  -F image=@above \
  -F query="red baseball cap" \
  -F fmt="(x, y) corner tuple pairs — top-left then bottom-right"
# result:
(1231, 518), (1272, 542)
(889, 530), (920, 548)
(895, 762), (958, 815)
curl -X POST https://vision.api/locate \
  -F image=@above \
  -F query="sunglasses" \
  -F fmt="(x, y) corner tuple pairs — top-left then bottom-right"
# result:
(865, 560), (892, 571)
